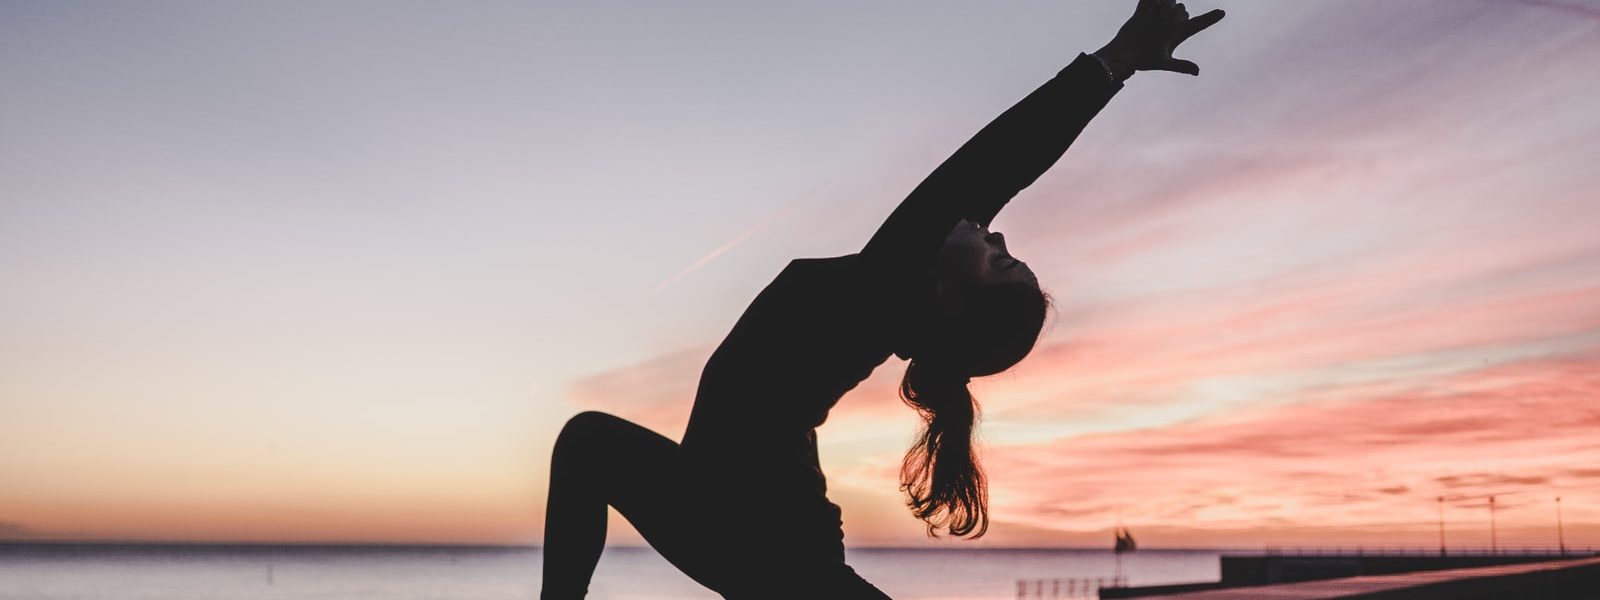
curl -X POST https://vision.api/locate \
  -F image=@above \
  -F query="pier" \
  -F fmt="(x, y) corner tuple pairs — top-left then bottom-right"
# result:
(1103, 547), (1600, 599)
(1015, 576), (1128, 598)
(1113, 556), (1600, 599)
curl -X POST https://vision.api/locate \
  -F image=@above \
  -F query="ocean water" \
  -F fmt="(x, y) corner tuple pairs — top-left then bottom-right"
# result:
(0, 545), (1220, 600)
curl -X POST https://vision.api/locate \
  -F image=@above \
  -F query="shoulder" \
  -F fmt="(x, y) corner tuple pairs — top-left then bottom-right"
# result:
(787, 253), (902, 280)
(783, 253), (930, 307)
(784, 253), (864, 272)
(767, 254), (898, 296)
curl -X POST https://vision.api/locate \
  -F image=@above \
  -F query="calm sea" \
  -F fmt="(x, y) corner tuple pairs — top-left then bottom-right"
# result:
(0, 544), (1220, 599)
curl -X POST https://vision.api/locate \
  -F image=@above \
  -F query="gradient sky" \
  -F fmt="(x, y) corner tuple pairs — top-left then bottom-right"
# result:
(2, 0), (1597, 549)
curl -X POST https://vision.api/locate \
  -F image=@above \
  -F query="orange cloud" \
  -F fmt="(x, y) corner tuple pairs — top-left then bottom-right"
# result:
(978, 351), (1600, 546)
(565, 346), (713, 438)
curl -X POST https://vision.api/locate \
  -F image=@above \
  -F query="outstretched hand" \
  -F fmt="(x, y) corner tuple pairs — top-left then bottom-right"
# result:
(1094, 0), (1224, 79)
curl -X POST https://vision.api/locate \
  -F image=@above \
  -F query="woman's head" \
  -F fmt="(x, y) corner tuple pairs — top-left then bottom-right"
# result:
(898, 220), (1050, 539)
(932, 219), (1049, 376)
(939, 219), (1038, 295)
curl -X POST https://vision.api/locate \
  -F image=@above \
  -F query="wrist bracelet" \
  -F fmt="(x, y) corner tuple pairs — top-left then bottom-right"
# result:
(1088, 52), (1127, 83)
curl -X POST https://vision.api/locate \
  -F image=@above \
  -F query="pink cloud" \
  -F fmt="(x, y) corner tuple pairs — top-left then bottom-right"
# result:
(565, 346), (712, 437)
(976, 350), (1600, 545)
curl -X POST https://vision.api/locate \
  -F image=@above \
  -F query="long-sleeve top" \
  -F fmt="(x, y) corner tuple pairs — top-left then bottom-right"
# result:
(679, 53), (1123, 505)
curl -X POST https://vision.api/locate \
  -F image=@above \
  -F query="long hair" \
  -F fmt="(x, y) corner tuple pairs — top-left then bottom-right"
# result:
(900, 282), (1049, 538)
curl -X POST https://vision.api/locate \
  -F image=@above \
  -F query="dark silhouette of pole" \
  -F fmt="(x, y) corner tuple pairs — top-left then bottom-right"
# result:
(1557, 496), (1565, 556)
(1489, 495), (1497, 554)
(1437, 496), (1446, 556)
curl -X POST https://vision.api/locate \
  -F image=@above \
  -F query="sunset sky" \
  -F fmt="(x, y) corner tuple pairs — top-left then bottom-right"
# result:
(2, 0), (1598, 550)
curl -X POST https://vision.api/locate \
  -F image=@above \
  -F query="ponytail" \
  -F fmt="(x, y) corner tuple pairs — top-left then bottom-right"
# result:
(899, 359), (988, 538)
(896, 281), (1048, 538)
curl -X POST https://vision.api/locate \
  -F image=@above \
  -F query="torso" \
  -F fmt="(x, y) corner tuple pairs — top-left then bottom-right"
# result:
(680, 253), (914, 493)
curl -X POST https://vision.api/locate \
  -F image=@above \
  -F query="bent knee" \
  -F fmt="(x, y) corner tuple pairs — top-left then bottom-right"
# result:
(554, 411), (620, 453)
(564, 410), (620, 432)
(558, 410), (618, 438)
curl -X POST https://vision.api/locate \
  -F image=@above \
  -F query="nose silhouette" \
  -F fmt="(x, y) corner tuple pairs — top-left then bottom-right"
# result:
(986, 231), (1007, 250)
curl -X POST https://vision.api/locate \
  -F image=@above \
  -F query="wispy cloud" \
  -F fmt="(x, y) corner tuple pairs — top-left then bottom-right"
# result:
(977, 350), (1600, 541)
(649, 206), (793, 295)
(566, 346), (712, 436)
(1505, 0), (1600, 20)
(0, 520), (34, 540)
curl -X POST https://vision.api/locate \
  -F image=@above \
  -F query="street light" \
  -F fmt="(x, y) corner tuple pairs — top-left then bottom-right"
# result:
(1557, 497), (1565, 556)
(1489, 495), (1497, 554)
(1437, 496), (1446, 556)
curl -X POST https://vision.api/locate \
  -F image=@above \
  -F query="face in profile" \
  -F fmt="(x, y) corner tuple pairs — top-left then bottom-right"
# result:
(937, 219), (1038, 293)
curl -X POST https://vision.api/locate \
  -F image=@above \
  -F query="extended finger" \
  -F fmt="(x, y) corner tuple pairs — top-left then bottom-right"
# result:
(1179, 9), (1226, 41)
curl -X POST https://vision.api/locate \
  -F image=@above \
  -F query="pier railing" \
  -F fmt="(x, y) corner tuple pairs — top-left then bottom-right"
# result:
(1016, 547), (1597, 598)
(1231, 545), (1598, 557)
(1015, 576), (1127, 599)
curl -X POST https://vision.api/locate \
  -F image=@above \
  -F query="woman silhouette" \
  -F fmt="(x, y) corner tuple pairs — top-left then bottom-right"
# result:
(541, 2), (1222, 598)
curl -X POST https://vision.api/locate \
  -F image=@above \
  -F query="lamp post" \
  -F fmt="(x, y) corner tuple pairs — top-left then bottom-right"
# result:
(1489, 495), (1497, 554)
(1437, 496), (1446, 556)
(1557, 497), (1565, 556)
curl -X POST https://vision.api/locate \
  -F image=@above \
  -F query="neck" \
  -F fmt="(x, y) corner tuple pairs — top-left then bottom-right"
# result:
(892, 278), (942, 361)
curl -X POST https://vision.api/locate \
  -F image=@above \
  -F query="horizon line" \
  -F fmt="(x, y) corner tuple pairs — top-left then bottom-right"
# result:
(6, 540), (1589, 553)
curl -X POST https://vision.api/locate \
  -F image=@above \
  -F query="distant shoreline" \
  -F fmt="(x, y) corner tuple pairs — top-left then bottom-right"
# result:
(0, 541), (1228, 552)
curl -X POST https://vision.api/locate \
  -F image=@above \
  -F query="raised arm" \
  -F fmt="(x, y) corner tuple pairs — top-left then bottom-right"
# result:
(860, 0), (1225, 267)
(859, 53), (1122, 266)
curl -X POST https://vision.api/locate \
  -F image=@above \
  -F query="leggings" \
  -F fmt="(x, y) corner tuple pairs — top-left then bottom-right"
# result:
(540, 411), (891, 600)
